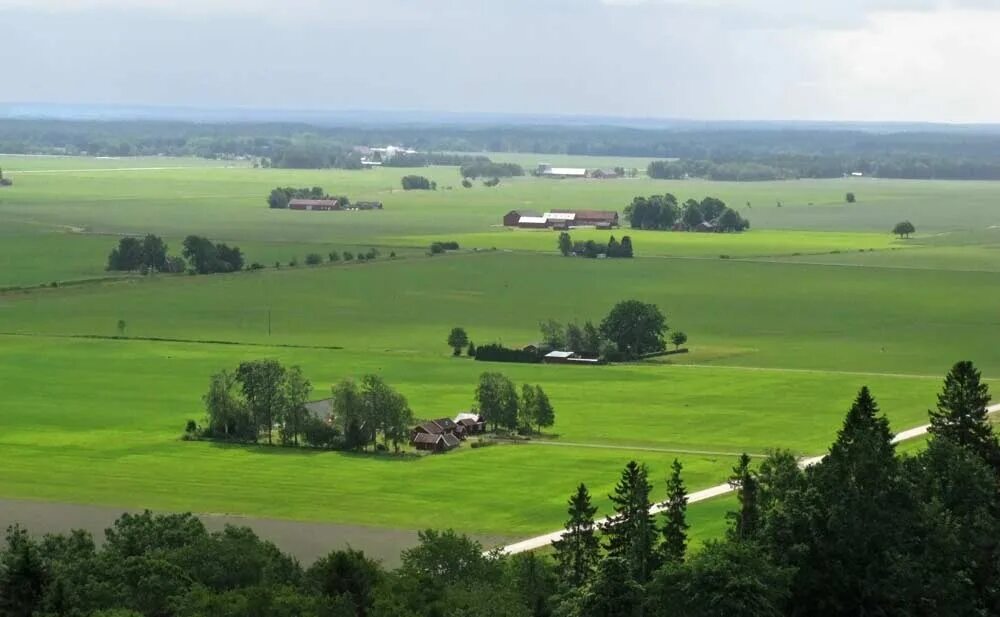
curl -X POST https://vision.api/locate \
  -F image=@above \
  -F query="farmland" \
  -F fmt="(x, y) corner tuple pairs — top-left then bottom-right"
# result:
(1, 153), (999, 560)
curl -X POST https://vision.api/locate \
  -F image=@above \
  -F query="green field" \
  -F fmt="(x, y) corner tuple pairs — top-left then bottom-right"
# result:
(1, 154), (998, 554)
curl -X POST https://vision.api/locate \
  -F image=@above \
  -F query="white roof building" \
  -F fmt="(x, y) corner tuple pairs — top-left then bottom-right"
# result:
(518, 216), (548, 225)
(545, 351), (577, 359)
(542, 167), (588, 177)
(542, 212), (576, 221)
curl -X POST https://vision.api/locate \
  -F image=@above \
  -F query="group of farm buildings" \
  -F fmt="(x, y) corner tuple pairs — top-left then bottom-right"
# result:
(303, 400), (485, 453)
(502, 208), (620, 230)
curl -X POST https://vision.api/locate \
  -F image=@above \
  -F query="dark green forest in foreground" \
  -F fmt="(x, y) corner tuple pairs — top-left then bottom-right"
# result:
(7, 118), (1000, 179)
(3, 360), (1000, 617)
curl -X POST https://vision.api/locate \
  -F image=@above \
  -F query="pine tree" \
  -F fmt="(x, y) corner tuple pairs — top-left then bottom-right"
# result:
(602, 460), (658, 583)
(552, 483), (600, 589)
(579, 556), (643, 617)
(727, 453), (759, 542)
(928, 360), (1000, 468)
(660, 458), (689, 564)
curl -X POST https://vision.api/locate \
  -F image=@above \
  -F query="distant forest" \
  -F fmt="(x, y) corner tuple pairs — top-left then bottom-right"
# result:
(6, 118), (1000, 179)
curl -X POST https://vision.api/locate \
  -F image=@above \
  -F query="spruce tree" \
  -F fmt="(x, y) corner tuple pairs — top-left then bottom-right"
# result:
(790, 386), (910, 615)
(602, 460), (658, 583)
(579, 556), (643, 617)
(727, 453), (759, 542)
(660, 458), (689, 564)
(929, 360), (999, 468)
(552, 483), (600, 589)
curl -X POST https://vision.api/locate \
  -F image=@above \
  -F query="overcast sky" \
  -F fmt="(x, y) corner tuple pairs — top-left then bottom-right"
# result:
(2, 0), (999, 122)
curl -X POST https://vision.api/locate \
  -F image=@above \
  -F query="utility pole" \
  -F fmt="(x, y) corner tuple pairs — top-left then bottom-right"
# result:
(267, 308), (272, 336)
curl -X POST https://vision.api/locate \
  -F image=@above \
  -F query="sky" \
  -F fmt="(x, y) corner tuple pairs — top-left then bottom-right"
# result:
(2, 0), (1000, 122)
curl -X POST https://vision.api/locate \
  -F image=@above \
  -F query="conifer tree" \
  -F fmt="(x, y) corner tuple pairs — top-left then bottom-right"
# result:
(602, 460), (658, 583)
(660, 458), (689, 564)
(929, 360), (999, 468)
(552, 483), (600, 589)
(727, 453), (759, 542)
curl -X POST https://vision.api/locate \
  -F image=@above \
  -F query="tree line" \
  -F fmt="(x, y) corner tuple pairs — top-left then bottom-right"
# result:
(557, 233), (633, 258)
(16, 118), (1000, 179)
(459, 161), (524, 178)
(624, 195), (750, 232)
(7, 360), (999, 617)
(106, 234), (243, 275)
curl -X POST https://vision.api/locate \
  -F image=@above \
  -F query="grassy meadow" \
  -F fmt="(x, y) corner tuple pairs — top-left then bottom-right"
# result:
(1, 153), (999, 552)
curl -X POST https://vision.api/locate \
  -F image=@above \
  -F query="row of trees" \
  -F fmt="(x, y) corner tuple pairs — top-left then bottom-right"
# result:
(9, 361), (997, 617)
(557, 232), (634, 258)
(106, 234), (180, 273)
(475, 372), (555, 434)
(107, 234), (243, 274)
(267, 186), (349, 209)
(624, 194), (750, 232)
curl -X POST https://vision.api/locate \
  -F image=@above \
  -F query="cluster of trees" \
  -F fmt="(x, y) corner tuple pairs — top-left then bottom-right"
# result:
(894, 220), (916, 238)
(624, 194), (750, 232)
(182, 235), (245, 274)
(199, 360), (312, 445)
(107, 234), (244, 275)
(200, 361), (414, 453)
(538, 301), (676, 360)
(430, 241), (459, 255)
(557, 232), (633, 258)
(106, 234), (183, 273)
(538, 360), (1000, 616)
(0, 167), (11, 186)
(475, 372), (554, 434)
(329, 376), (414, 452)
(401, 175), (436, 191)
(266, 186), (348, 209)
(10, 362), (997, 617)
(459, 161), (524, 178)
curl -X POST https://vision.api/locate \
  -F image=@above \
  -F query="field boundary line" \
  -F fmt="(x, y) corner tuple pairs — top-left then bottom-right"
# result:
(494, 404), (1000, 556)
(493, 439), (767, 459)
(0, 332), (345, 351)
(664, 362), (952, 381)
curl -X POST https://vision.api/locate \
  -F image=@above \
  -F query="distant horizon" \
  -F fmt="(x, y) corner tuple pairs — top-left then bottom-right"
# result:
(4, 101), (1000, 132)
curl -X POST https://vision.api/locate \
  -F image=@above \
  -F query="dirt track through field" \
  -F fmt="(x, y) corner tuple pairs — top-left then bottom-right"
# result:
(0, 498), (510, 567)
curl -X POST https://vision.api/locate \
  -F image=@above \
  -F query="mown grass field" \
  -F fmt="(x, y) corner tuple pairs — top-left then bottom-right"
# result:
(1, 154), (999, 553)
